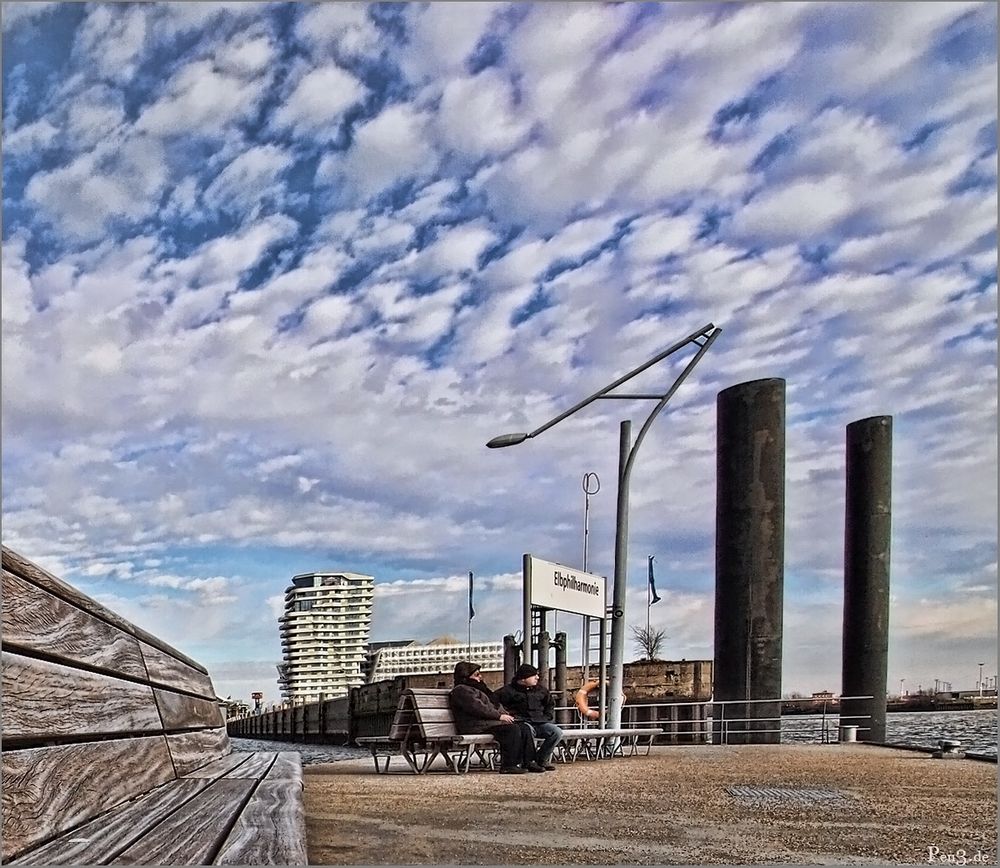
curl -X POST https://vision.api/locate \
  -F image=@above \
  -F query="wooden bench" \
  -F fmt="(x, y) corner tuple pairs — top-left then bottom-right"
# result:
(355, 688), (661, 774)
(1, 546), (307, 865)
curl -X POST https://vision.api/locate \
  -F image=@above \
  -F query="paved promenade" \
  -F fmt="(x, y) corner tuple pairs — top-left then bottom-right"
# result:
(303, 744), (996, 865)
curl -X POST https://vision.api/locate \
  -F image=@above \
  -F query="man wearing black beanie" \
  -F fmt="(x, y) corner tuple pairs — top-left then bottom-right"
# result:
(449, 661), (544, 774)
(494, 664), (563, 771)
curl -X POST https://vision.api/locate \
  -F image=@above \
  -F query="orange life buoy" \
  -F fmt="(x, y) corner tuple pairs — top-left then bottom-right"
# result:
(574, 679), (601, 720)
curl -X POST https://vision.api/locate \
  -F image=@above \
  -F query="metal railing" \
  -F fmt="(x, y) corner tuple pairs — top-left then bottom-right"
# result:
(554, 695), (874, 744)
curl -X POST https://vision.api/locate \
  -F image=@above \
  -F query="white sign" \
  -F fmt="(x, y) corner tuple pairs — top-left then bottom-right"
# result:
(526, 555), (606, 619)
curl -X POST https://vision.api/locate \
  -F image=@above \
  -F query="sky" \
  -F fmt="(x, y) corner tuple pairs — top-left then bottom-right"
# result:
(2, 1), (996, 705)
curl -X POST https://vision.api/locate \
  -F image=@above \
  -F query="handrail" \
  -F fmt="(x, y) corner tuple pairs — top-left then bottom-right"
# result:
(552, 694), (877, 744)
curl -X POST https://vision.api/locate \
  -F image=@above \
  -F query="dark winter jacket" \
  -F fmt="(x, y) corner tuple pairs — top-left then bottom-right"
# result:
(493, 681), (554, 723)
(449, 677), (512, 734)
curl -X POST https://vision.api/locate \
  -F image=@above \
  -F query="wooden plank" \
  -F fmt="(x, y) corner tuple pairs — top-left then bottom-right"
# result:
(223, 752), (274, 780)
(264, 752), (304, 787)
(140, 642), (216, 698)
(1, 546), (208, 674)
(1, 570), (147, 680)
(406, 692), (451, 708)
(181, 752), (254, 780)
(166, 728), (231, 776)
(414, 708), (455, 724)
(1, 652), (161, 741)
(1, 736), (174, 861)
(109, 779), (253, 866)
(1, 547), (136, 636)
(421, 722), (460, 738)
(154, 688), (224, 730)
(8, 779), (210, 866)
(213, 780), (308, 865)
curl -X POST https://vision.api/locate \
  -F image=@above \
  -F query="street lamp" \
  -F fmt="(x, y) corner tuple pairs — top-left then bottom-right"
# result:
(487, 321), (722, 730)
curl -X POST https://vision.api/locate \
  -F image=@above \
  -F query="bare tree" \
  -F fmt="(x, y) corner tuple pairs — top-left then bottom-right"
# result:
(631, 625), (666, 661)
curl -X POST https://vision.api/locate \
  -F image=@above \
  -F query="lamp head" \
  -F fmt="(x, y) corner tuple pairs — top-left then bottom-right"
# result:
(486, 432), (528, 449)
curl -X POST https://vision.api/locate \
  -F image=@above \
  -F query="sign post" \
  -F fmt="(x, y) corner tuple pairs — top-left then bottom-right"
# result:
(523, 553), (607, 668)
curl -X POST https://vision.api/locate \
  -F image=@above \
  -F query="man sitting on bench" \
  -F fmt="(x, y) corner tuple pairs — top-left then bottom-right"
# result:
(494, 664), (563, 771)
(449, 661), (545, 774)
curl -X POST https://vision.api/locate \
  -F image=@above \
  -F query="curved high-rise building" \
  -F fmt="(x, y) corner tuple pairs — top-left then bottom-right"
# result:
(278, 570), (374, 703)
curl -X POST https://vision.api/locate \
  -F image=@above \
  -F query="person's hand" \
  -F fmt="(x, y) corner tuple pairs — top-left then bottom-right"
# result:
(499, 713), (515, 723)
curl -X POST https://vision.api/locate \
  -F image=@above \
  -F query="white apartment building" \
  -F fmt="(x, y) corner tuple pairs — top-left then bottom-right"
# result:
(278, 570), (374, 703)
(366, 637), (504, 683)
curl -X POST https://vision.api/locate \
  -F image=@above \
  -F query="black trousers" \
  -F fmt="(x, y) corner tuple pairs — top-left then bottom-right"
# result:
(488, 721), (537, 768)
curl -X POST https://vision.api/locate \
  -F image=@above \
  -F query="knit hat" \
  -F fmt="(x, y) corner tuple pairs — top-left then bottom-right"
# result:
(514, 664), (538, 681)
(453, 661), (481, 683)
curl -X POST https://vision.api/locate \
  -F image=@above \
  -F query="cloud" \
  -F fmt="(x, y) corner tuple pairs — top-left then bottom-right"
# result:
(273, 63), (367, 140)
(137, 59), (267, 136)
(202, 144), (293, 217)
(73, 4), (148, 83)
(25, 134), (168, 240)
(326, 103), (438, 197)
(2, 1), (995, 706)
(295, 3), (381, 59)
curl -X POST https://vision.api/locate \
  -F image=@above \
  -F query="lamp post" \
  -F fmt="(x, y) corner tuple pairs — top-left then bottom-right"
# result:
(487, 322), (721, 730)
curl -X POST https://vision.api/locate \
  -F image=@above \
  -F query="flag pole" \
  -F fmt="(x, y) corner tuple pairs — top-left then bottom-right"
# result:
(468, 570), (474, 657)
(646, 555), (651, 639)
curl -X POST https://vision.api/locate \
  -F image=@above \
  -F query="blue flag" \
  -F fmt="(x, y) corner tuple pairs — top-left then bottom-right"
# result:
(648, 555), (661, 604)
(469, 571), (475, 620)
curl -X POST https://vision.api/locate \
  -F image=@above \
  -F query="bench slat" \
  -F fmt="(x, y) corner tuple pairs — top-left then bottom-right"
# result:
(263, 752), (304, 787)
(153, 688), (225, 730)
(165, 728), (231, 776)
(181, 752), (256, 780)
(418, 721), (461, 738)
(223, 752), (275, 780)
(1, 570), (147, 680)
(1, 736), (175, 860)
(7, 778), (211, 865)
(413, 708), (455, 723)
(109, 779), (254, 865)
(404, 692), (451, 708)
(1, 652), (162, 741)
(213, 780), (308, 865)
(140, 642), (217, 699)
(0, 547), (138, 639)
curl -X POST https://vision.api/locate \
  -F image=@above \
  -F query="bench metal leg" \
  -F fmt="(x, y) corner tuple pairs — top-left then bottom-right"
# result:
(372, 751), (392, 774)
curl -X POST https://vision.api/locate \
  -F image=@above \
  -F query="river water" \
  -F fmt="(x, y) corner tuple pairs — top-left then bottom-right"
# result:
(231, 708), (996, 765)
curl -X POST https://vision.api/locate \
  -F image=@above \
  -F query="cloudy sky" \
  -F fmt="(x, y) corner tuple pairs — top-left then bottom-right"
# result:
(3, 2), (996, 704)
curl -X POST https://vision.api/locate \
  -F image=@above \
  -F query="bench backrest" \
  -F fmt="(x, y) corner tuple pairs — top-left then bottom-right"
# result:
(1, 546), (230, 860)
(388, 688), (459, 741)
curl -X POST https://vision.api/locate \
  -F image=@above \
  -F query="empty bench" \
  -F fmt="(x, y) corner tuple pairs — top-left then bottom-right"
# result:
(1, 545), (307, 865)
(355, 688), (662, 774)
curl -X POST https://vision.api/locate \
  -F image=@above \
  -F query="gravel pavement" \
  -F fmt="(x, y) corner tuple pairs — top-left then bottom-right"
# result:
(303, 744), (997, 865)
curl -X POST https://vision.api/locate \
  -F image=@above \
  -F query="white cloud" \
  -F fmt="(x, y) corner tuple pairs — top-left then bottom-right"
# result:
(73, 4), (148, 83)
(1, 2), (58, 30)
(402, 2), (502, 80)
(4, 117), (59, 156)
(25, 134), (168, 241)
(437, 69), (530, 157)
(731, 176), (856, 242)
(137, 60), (266, 136)
(202, 144), (293, 216)
(273, 64), (367, 139)
(334, 104), (437, 197)
(295, 3), (380, 59)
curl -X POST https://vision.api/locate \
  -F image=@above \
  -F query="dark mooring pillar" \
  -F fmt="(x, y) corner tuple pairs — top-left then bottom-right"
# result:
(841, 416), (892, 743)
(714, 378), (786, 744)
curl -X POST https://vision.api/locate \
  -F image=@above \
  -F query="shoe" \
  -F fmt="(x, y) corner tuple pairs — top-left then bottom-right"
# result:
(499, 766), (527, 774)
(542, 764), (557, 771)
(525, 762), (546, 773)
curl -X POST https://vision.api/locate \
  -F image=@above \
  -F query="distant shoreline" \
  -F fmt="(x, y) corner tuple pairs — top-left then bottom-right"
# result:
(781, 700), (998, 716)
